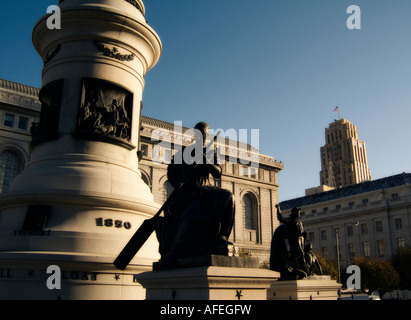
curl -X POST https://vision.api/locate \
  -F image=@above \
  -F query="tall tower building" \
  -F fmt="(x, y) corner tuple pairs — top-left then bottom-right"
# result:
(319, 119), (371, 188)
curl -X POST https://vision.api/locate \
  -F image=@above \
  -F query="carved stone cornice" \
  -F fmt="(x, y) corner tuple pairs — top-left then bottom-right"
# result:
(139, 116), (283, 170)
(0, 79), (39, 97)
(0, 80), (41, 111)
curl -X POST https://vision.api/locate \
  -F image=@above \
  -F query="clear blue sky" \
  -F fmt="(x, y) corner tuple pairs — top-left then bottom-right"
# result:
(1, 0), (411, 201)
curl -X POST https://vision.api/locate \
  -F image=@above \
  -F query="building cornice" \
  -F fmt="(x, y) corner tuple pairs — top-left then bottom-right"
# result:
(0, 79), (41, 111)
(0, 79), (40, 97)
(280, 173), (411, 210)
(140, 115), (284, 171)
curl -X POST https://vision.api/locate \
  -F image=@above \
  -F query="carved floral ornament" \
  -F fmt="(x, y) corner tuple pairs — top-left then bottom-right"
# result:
(94, 42), (135, 62)
(42, 42), (135, 66)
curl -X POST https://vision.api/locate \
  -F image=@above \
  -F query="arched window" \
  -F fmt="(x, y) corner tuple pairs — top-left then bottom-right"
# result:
(0, 150), (23, 194)
(243, 193), (257, 231)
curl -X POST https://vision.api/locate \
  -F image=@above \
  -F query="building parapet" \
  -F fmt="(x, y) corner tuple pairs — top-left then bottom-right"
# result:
(0, 79), (40, 97)
(140, 115), (284, 170)
(280, 173), (411, 211)
(298, 196), (407, 222)
(0, 79), (41, 111)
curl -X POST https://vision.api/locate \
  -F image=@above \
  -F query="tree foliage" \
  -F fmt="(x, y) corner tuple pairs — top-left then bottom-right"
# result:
(351, 256), (399, 297)
(391, 246), (411, 290)
(315, 254), (338, 280)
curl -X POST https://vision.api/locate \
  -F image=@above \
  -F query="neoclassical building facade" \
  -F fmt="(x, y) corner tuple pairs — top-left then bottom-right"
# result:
(280, 173), (411, 266)
(0, 79), (41, 194)
(0, 78), (284, 264)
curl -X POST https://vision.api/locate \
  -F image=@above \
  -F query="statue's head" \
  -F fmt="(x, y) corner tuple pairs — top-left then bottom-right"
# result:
(194, 122), (209, 146)
(290, 207), (301, 219)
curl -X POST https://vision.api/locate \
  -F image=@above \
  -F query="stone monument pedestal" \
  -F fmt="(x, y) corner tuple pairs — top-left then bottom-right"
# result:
(0, 0), (162, 299)
(136, 256), (280, 300)
(267, 275), (341, 300)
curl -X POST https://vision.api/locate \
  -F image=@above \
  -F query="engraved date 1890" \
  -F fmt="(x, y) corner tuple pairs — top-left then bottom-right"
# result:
(95, 218), (132, 230)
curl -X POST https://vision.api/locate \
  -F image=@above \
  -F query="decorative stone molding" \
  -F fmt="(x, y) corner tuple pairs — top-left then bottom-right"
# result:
(0, 79), (41, 110)
(43, 44), (61, 65)
(125, 0), (144, 15)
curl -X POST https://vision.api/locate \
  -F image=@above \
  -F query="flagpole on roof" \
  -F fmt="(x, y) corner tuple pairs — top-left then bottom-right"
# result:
(334, 106), (341, 120)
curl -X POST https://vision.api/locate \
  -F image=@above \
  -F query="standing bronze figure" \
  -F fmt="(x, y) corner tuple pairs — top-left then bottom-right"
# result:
(270, 204), (309, 280)
(304, 242), (323, 276)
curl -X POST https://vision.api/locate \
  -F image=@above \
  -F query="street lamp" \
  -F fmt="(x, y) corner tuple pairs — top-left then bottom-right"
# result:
(335, 228), (341, 284)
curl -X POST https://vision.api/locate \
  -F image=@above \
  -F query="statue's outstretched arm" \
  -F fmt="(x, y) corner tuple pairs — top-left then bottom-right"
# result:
(275, 204), (285, 223)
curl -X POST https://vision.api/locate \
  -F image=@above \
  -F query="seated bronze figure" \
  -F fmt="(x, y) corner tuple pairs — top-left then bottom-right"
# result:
(156, 122), (235, 269)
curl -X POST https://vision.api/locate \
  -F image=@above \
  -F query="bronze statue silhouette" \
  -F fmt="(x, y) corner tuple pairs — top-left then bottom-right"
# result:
(304, 242), (323, 276)
(155, 122), (235, 269)
(270, 204), (309, 280)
